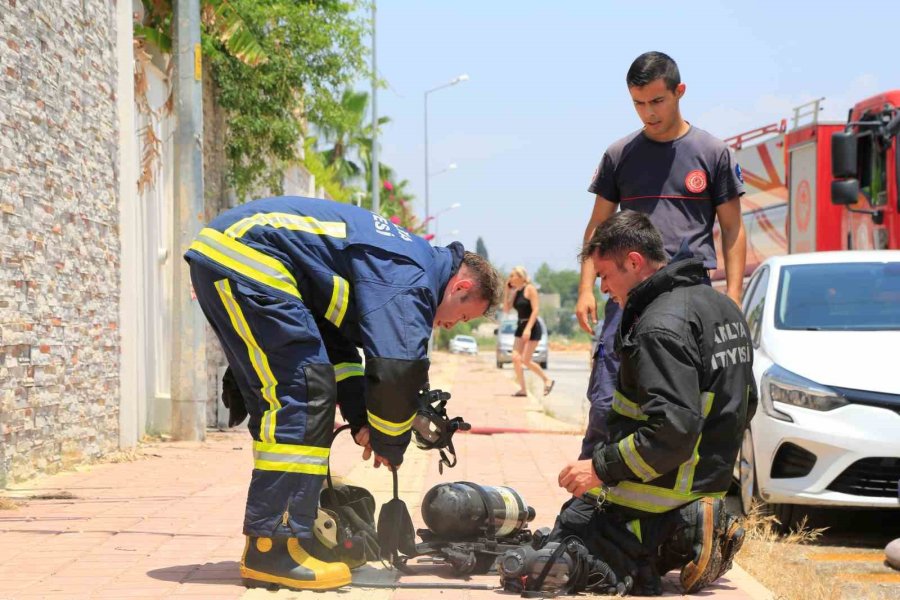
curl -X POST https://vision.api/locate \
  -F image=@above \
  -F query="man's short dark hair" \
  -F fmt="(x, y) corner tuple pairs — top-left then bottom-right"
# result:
(579, 210), (668, 266)
(462, 251), (501, 315)
(626, 51), (681, 92)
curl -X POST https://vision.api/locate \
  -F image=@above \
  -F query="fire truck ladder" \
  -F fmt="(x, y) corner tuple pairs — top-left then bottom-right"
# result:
(724, 120), (787, 150)
(791, 97), (825, 129)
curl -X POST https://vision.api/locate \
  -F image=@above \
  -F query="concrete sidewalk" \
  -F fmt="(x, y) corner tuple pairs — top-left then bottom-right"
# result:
(0, 352), (771, 599)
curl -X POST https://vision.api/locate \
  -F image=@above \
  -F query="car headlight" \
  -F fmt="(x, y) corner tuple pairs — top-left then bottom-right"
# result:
(760, 364), (848, 422)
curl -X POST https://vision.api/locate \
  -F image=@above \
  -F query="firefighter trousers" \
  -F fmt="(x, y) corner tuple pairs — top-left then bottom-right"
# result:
(190, 262), (338, 538)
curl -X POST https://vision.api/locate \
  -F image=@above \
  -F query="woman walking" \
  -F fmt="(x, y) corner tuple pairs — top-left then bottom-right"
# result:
(504, 266), (554, 397)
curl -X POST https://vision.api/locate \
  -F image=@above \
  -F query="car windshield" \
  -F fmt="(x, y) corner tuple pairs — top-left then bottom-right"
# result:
(775, 262), (900, 330)
(500, 322), (517, 334)
(456, 336), (475, 343)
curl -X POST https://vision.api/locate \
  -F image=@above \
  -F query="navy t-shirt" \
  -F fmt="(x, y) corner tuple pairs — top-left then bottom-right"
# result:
(588, 126), (744, 269)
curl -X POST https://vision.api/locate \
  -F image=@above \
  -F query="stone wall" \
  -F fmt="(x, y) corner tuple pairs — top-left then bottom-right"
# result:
(0, 1), (121, 484)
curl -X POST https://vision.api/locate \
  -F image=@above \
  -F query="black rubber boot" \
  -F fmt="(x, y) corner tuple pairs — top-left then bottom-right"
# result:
(240, 535), (351, 591)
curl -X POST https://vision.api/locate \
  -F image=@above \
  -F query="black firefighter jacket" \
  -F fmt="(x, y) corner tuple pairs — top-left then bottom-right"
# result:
(590, 258), (758, 517)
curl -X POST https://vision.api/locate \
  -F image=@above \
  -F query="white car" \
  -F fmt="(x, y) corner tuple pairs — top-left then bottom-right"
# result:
(448, 335), (478, 355)
(736, 250), (900, 528)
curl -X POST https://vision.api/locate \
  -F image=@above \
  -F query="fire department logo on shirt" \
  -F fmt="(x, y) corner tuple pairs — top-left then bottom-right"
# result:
(685, 169), (708, 194)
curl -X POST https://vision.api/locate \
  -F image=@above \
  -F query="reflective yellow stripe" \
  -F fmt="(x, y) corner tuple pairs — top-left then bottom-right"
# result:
(675, 393), (715, 494)
(253, 441), (328, 475)
(191, 228), (301, 300)
(225, 212), (347, 239)
(626, 519), (642, 542)
(367, 410), (416, 437)
(325, 275), (350, 327)
(676, 435), (703, 494)
(215, 279), (280, 443)
(334, 362), (363, 382)
(611, 390), (648, 421)
(618, 435), (661, 482)
(605, 481), (726, 513)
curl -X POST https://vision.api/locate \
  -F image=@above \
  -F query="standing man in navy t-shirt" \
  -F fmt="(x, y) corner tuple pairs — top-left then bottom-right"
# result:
(574, 51), (747, 459)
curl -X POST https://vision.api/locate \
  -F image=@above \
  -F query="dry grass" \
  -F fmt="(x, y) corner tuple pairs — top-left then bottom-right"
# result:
(737, 503), (879, 600)
(103, 448), (147, 463)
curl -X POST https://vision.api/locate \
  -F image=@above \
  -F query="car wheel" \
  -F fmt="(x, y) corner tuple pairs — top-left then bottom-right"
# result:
(739, 428), (805, 532)
(539, 361), (548, 370)
(770, 502), (804, 533)
(496, 360), (503, 369)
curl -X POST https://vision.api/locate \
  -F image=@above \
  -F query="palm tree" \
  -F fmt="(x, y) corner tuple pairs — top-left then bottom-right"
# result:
(319, 90), (390, 187)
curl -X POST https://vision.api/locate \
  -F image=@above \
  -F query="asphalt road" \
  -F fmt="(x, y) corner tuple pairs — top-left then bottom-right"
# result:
(492, 349), (592, 431)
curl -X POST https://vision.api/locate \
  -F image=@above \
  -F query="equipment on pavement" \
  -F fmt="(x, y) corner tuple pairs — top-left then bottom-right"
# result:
(421, 482), (535, 540)
(316, 483), (380, 569)
(377, 468), (418, 563)
(315, 424), (381, 570)
(392, 481), (537, 575)
(498, 535), (631, 597)
(374, 388), (474, 568)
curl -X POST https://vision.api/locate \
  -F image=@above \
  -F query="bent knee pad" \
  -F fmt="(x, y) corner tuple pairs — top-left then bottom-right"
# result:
(304, 363), (338, 446)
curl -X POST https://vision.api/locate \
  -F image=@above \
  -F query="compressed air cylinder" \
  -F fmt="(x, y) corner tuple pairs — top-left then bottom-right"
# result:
(421, 482), (536, 540)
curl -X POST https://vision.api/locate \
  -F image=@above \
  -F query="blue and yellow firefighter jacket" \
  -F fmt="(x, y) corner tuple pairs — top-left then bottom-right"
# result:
(184, 196), (461, 465)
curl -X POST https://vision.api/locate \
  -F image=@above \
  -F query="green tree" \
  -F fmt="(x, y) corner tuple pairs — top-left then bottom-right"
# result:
(534, 263), (581, 307)
(135, 0), (372, 200)
(475, 237), (489, 260)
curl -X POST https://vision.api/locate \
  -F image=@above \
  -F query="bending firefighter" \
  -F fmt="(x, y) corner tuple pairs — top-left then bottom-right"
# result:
(183, 196), (499, 591)
(553, 211), (758, 595)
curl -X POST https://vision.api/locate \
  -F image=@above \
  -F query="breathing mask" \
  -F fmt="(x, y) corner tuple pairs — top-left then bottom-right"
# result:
(411, 387), (470, 472)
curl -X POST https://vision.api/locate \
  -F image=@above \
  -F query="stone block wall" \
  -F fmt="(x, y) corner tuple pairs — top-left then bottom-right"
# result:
(0, 1), (120, 484)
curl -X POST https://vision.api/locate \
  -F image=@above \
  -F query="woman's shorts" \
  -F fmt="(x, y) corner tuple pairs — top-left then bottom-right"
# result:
(514, 319), (542, 341)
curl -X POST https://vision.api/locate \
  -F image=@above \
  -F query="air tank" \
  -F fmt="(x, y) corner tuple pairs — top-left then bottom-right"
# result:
(421, 482), (536, 540)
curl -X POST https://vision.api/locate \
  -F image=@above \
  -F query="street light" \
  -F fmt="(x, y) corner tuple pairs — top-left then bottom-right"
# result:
(424, 74), (468, 235)
(431, 202), (461, 246)
(429, 162), (457, 178)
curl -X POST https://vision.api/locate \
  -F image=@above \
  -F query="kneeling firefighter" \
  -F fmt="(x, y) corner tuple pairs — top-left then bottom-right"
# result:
(550, 212), (758, 595)
(185, 196), (500, 591)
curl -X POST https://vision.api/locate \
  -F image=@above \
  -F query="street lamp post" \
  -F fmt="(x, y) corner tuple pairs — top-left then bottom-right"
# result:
(424, 74), (468, 235)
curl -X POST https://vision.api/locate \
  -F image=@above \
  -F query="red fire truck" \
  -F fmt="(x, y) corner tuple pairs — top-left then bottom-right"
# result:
(712, 91), (900, 282)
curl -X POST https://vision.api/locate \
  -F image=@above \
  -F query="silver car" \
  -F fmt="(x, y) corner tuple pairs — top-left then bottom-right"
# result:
(495, 317), (548, 369)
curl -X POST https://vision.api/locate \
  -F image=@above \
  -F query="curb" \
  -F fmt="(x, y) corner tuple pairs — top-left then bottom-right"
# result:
(731, 562), (777, 600)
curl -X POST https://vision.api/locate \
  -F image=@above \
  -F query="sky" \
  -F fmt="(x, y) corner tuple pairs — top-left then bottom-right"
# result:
(371, 0), (896, 273)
